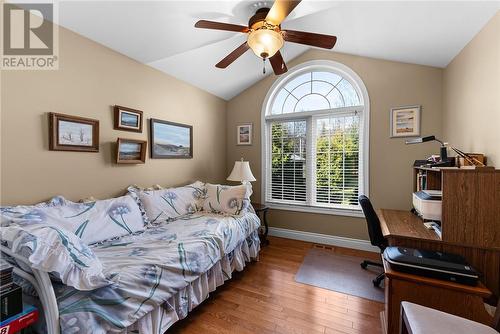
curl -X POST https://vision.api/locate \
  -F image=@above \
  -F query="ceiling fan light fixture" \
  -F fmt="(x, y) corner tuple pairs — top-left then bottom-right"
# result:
(247, 27), (284, 59)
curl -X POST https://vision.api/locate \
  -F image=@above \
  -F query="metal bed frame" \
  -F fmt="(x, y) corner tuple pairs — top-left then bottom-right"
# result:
(1, 245), (60, 334)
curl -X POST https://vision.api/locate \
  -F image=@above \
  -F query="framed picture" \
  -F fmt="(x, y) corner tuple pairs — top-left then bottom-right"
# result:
(390, 105), (421, 138)
(116, 138), (147, 164)
(49, 113), (99, 152)
(150, 118), (193, 159)
(237, 123), (252, 145)
(114, 105), (143, 133)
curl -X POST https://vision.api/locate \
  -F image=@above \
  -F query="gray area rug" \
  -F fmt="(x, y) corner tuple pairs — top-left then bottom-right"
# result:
(295, 248), (385, 302)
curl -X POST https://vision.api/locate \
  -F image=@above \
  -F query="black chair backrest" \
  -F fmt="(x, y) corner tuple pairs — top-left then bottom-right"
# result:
(358, 195), (387, 250)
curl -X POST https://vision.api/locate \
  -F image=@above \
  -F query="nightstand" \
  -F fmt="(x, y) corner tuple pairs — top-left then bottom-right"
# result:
(251, 203), (269, 246)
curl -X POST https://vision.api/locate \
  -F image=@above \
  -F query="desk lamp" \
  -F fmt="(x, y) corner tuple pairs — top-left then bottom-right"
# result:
(405, 136), (452, 167)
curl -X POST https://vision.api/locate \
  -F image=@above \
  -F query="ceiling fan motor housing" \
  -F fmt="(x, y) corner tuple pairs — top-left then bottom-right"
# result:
(249, 7), (271, 28)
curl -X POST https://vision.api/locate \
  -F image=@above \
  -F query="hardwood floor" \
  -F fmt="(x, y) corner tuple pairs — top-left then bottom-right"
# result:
(168, 236), (384, 334)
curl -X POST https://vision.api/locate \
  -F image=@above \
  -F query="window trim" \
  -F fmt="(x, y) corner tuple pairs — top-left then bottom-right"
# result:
(261, 60), (370, 217)
(265, 202), (366, 218)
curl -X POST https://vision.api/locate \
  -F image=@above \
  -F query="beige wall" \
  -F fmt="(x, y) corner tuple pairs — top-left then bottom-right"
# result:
(443, 12), (500, 166)
(1, 12), (496, 242)
(227, 50), (443, 240)
(1, 27), (227, 205)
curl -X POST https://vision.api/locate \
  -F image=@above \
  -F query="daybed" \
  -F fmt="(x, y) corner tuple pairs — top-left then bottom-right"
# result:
(0, 182), (261, 334)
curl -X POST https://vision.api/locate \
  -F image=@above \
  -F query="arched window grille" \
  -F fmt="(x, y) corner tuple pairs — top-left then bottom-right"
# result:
(271, 71), (361, 115)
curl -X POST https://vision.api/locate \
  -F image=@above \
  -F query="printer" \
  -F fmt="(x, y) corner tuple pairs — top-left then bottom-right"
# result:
(383, 246), (479, 286)
(412, 190), (442, 221)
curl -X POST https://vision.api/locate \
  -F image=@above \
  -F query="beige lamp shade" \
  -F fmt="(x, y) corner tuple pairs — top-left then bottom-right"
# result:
(227, 160), (256, 183)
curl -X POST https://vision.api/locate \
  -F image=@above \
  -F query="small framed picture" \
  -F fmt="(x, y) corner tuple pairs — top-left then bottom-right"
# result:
(49, 113), (99, 152)
(237, 123), (252, 145)
(116, 138), (147, 164)
(114, 105), (143, 133)
(390, 105), (421, 138)
(150, 118), (193, 159)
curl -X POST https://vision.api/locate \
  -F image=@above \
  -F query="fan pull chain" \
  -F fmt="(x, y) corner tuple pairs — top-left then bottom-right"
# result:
(263, 58), (266, 74)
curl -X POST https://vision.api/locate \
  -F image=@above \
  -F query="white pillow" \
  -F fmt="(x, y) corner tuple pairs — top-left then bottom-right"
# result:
(8, 195), (146, 245)
(1, 196), (71, 226)
(129, 181), (207, 224)
(203, 183), (251, 215)
(1, 224), (112, 290)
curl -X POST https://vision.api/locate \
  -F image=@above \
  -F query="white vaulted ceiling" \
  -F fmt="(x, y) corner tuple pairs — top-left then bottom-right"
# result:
(50, 1), (500, 100)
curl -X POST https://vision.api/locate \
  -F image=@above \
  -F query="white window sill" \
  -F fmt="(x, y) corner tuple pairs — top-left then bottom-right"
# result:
(264, 202), (365, 218)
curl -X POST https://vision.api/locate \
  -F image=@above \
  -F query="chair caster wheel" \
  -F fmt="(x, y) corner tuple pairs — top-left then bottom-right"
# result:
(360, 262), (368, 269)
(372, 280), (380, 287)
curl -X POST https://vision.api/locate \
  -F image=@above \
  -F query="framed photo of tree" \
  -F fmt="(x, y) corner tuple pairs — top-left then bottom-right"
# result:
(49, 113), (99, 152)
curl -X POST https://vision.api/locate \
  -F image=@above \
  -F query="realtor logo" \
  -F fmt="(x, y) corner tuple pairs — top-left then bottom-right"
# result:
(1, 3), (58, 69)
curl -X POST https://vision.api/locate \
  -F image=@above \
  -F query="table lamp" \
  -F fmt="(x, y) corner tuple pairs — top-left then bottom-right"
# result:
(227, 158), (256, 185)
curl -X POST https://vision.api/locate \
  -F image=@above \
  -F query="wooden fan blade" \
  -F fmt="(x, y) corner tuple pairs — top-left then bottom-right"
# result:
(216, 42), (250, 68)
(283, 29), (337, 49)
(266, 0), (301, 25)
(195, 20), (249, 33)
(269, 51), (288, 75)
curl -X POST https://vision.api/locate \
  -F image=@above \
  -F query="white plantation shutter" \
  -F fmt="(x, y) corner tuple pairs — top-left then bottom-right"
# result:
(312, 112), (363, 209)
(264, 65), (368, 215)
(268, 120), (307, 204)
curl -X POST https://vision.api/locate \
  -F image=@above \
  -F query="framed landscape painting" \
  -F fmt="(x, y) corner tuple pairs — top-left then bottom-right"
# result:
(114, 105), (143, 133)
(116, 138), (147, 164)
(237, 123), (252, 145)
(390, 105), (421, 138)
(150, 118), (193, 159)
(49, 113), (99, 152)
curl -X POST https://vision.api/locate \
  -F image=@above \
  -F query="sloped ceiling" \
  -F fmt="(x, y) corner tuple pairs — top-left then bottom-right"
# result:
(54, 1), (500, 100)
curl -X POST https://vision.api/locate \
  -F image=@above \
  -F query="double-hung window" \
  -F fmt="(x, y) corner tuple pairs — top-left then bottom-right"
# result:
(262, 61), (369, 217)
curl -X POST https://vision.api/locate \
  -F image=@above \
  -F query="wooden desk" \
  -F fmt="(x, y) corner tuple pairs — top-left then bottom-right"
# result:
(377, 209), (500, 297)
(378, 209), (440, 242)
(383, 257), (492, 334)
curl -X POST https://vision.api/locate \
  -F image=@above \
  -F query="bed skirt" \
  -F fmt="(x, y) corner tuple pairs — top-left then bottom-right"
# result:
(117, 230), (260, 334)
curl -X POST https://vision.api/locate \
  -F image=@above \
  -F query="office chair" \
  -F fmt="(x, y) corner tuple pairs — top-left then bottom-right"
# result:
(358, 195), (388, 287)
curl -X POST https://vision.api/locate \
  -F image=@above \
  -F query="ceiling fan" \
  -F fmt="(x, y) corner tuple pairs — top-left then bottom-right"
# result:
(194, 0), (337, 75)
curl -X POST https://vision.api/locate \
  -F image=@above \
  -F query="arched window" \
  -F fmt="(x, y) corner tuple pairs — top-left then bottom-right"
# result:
(261, 60), (369, 216)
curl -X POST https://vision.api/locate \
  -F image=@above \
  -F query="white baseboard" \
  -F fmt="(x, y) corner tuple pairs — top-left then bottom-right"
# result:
(268, 227), (379, 253)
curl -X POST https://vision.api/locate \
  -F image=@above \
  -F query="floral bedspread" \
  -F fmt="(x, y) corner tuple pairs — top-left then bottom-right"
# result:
(46, 212), (260, 333)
